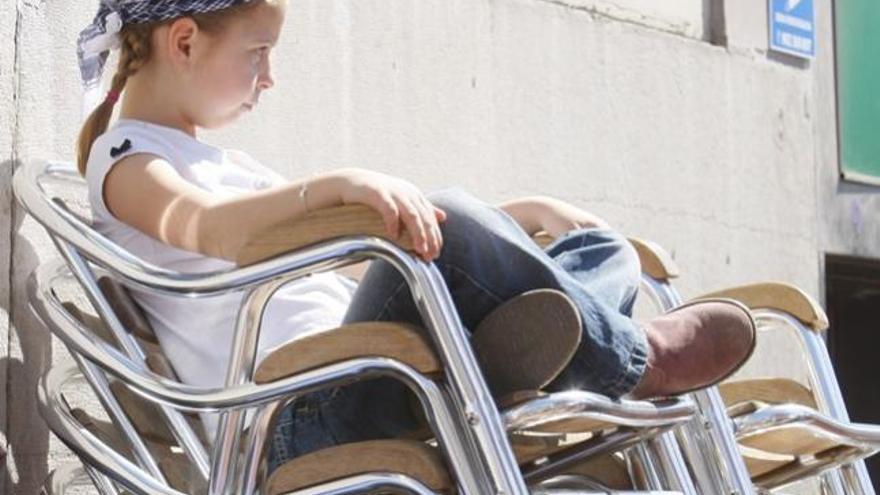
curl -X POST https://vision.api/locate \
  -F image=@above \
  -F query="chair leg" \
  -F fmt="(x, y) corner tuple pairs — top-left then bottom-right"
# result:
(646, 432), (699, 495)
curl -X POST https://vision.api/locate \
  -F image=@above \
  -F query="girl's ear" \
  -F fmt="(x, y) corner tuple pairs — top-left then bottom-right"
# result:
(165, 17), (200, 68)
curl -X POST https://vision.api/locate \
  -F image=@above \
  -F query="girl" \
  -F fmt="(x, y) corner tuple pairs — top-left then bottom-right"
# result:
(77, 0), (755, 471)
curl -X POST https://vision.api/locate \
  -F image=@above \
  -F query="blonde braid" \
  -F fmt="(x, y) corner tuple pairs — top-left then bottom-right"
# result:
(76, 23), (154, 175)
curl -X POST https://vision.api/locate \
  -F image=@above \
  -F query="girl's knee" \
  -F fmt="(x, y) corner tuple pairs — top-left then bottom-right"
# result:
(427, 187), (481, 213)
(427, 187), (501, 233)
(597, 229), (642, 279)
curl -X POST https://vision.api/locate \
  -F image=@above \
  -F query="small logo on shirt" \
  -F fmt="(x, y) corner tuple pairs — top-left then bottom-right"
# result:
(110, 139), (132, 159)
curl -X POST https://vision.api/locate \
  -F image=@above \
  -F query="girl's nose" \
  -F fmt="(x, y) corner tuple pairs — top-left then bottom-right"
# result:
(258, 58), (274, 90)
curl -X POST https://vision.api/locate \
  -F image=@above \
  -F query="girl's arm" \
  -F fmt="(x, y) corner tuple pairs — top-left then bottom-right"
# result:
(103, 154), (446, 263)
(499, 196), (610, 238)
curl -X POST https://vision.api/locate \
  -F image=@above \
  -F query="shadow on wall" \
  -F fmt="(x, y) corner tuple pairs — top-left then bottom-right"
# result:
(2, 159), (53, 495)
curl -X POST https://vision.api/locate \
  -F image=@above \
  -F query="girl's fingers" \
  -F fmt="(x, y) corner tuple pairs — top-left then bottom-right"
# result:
(399, 198), (428, 256)
(377, 195), (400, 239)
(414, 196), (440, 258)
(434, 206), (447, 223)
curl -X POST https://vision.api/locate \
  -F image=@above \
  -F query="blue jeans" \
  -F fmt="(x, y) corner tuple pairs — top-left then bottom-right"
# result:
(268, 188), (648, 470)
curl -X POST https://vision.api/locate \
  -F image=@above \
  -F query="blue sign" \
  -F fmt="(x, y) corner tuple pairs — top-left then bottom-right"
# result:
(768, 0), (815, 59)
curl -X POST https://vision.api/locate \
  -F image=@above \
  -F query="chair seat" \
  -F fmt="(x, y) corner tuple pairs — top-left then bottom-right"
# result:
(719, 377), (817, 410)
(720, 378), (868, 476)
(738, 445), (796, 478)
(266, 439), (453, 495)
(738, 424), (842, 458)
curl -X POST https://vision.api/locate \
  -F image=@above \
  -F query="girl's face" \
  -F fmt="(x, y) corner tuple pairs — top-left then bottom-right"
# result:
(185, 2), (286, 129)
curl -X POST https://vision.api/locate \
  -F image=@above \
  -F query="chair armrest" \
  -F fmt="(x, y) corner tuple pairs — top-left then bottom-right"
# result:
(236, 205), (414, 266)
(254, 322), (441, 384)
(627, 237), (680, 281)
(696, 282), (829, 332)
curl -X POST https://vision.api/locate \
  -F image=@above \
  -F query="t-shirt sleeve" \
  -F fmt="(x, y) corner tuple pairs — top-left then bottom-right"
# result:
(85, 126), (179, 223)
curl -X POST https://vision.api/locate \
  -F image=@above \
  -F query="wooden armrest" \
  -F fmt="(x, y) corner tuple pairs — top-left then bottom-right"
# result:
(267, 439), (453, 495)
(254, 322), (441, 384)
(719, 378), (817, 410)
(627, 237), (680, 281)
(696, 282), (829, 331)
(236, 205), (415, 266)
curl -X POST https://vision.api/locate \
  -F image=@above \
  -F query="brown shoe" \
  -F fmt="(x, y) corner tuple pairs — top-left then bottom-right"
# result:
(629, 298), (756, 399)
(471, 289), (582, 399)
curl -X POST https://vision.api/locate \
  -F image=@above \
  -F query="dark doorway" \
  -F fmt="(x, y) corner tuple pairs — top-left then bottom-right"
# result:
(825, 254), (880, 488)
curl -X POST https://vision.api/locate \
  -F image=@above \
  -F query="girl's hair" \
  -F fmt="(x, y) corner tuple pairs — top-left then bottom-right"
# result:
(76, 0), (280, 175)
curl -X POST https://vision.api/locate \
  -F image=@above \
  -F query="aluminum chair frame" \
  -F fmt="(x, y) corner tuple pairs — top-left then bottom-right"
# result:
(34, 256), (699, 494)
(657, 279), (880, 494)
(20, 160), (695, 494)
(17, 160), (525, 494)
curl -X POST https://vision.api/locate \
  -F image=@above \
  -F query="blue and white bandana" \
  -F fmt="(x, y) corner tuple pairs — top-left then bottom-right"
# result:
(77, 0), (254, 90)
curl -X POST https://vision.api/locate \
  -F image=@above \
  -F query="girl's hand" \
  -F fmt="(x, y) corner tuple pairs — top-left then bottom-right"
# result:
(338, 168), (447, 261)
(500, 196), (609, 239)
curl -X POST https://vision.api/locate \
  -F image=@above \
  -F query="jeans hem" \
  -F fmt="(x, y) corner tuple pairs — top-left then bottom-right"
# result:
(601, 324), (649, 397)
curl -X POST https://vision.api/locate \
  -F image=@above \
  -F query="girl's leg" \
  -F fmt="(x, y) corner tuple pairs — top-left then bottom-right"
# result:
(271, 188), (649, 463)
(543, 227), (642, 317)
(330, 189), (647, 431)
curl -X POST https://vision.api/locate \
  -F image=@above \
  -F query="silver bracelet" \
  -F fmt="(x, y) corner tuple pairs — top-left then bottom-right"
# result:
(299, 179), (310, 213)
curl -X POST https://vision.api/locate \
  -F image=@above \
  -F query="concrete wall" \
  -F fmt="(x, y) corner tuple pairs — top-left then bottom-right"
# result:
(2, 0), (834, 491)
(1, 0), (16, 489)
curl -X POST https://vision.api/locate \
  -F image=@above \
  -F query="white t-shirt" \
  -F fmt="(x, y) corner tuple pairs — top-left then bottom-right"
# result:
(86, 119), (357, 440)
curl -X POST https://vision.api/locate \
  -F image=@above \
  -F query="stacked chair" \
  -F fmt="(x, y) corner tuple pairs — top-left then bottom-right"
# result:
(682, 282), (880, 494)
(13, 159), (880, 494)
(18, 160), (696, 495)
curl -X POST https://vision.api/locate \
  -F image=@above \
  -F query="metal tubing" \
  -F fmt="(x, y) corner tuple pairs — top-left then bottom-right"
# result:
(20, 161), (522, 494)
(759, 310), (876, 494)
(239, 401), (283, 495)
(39, 363), (186, 495)
(733, 403), (880, 449)
(276, 473), (436, 495)
(41, 369), (441, 495)
(36, 260), (495, 494)
(647, 432), (698, 495)
(672, 416), (730, 494)
(45, 463), (119, 495)
(397, 260), (526, 494)
(74, 355), (166, 482)
(690, 387), (757, 494)
(502, 391), (695, 431)
(211, 280), (287, 495)
(629, 444), (665, 490)
(56, 241), (211, 479)
(521, 427), (672, 484)
(238, 367), (481, 495)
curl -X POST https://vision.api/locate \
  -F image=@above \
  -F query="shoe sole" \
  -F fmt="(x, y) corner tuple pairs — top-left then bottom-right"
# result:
(471, 289), (582, 398)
